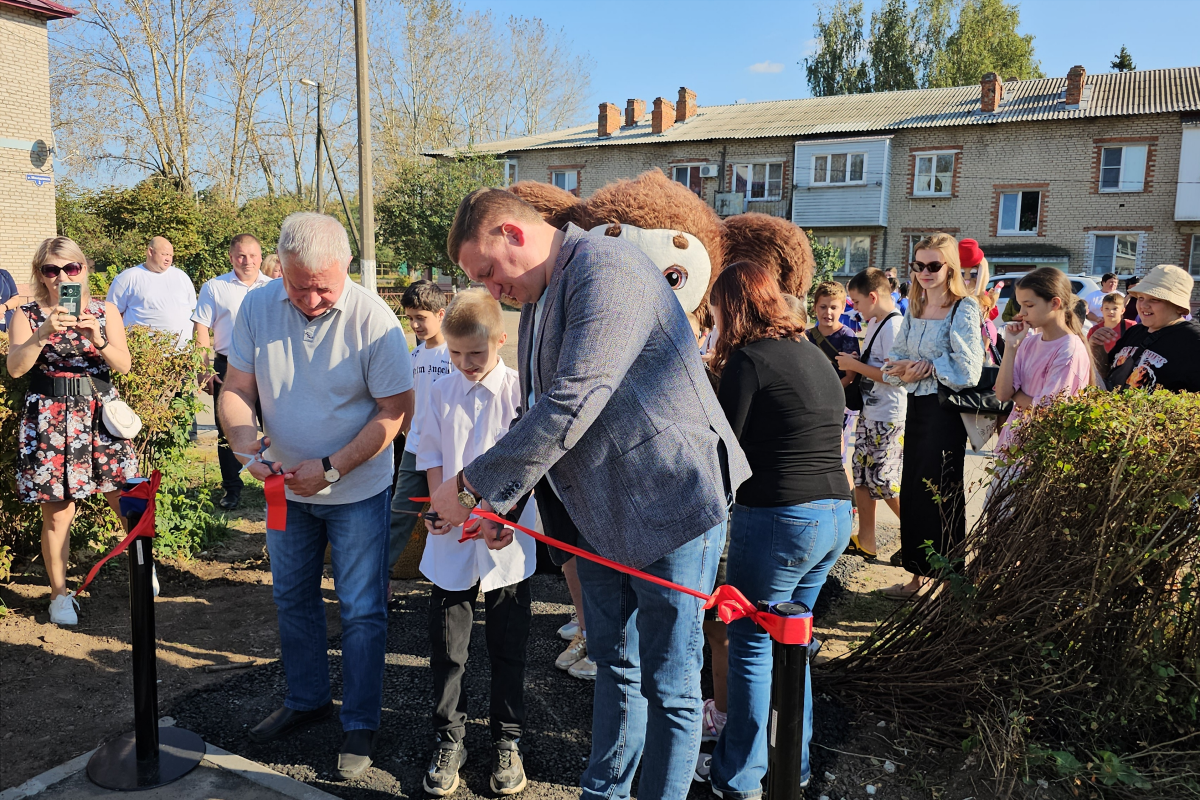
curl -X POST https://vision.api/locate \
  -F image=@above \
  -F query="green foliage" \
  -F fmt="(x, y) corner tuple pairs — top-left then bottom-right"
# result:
(928, 0), (1043, 88)
(376, 156), (505, 283)
(1111, 45), (1136, 72)
(806, 231), (843, 306)
(805, 0), (870, 96)
(867, 0), (918, 91)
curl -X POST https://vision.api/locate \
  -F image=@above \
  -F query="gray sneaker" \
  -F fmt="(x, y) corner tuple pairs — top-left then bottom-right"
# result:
(490, 740), (528, 796)
(423, 740), (466, 796)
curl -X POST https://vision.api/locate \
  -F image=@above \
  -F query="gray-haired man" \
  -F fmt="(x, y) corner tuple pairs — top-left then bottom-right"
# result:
(220, 213), (414, 778)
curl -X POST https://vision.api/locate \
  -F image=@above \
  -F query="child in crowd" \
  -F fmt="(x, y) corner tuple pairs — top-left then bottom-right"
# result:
(417, 289), (537, 797)
(389, 280), (452, 595)
(1087, 293), (1136, 353)
(995, 268), (1094, 451)
(808, 281), (861, 492)
(837, 269), (906, 560)
(897, 281), (910, 315)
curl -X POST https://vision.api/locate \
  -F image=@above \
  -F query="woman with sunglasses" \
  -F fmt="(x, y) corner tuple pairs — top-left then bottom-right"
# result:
(7, 237), (138, 626)
(879, 233), (983, 601)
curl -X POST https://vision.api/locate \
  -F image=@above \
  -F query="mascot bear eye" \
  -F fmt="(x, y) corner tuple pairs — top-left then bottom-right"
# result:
(663, 265), (688, 290)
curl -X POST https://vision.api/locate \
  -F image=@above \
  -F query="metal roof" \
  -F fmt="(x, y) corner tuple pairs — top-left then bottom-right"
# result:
(430, 67), (1200, 157)
(0, 0), (77, 18)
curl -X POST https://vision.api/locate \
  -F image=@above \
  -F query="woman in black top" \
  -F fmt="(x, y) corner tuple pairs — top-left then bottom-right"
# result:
(700, 261), (852, 797)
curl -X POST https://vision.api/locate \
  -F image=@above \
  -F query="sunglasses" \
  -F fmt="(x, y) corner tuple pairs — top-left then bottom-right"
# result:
(40, 262), (85, 278)
(909, 260), (945, 273)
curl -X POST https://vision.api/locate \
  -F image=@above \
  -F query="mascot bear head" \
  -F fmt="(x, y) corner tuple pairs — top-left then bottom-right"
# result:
(507, 169), (814, 315)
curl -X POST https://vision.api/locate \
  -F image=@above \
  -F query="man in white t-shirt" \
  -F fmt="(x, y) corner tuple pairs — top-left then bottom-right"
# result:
(389, 280), (452, 581)
(1085, 272), (1123, 324)
(192, 234), (273, 509)
(106, 236), (197, 346)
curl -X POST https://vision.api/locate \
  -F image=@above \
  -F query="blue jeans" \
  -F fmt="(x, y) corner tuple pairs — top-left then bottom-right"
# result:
(266, 488), (391, 732)
(710, 500), (852, 799)
(575, 522), (725, 800)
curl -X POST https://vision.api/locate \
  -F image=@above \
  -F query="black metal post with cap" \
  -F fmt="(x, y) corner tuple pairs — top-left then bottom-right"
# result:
(761, 600), (814, 800)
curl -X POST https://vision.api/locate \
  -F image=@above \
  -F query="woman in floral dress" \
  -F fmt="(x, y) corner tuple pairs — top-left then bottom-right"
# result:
(7, 237), (139, 626)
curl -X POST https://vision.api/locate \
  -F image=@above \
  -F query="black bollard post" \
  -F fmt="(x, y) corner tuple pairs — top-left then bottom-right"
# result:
(764, 600), (813, 800)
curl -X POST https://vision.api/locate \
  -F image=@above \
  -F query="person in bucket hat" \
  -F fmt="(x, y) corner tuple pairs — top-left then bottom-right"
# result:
(1091, 264), (1200, 392)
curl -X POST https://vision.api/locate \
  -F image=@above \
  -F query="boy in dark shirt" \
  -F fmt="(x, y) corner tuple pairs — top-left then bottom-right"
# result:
(807, 281), (861, 492)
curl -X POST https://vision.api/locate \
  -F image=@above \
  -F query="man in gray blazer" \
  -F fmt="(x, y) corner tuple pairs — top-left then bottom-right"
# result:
(429, 188), (750, 800)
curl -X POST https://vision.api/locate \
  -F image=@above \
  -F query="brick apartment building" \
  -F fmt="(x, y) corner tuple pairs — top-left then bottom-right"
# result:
(0, 0), (75, 284)
(431, 67), (1200, 309)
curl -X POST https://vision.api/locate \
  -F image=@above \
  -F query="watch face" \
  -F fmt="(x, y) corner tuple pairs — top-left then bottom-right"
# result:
(325, 469), (339, 482)
(458, 490), (478, 509)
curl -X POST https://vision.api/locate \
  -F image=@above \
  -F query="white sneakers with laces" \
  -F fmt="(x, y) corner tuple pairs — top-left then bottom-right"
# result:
(49, 592), (79, 626)
(557, 612), (580, 641)
(701, 698), (727, 742)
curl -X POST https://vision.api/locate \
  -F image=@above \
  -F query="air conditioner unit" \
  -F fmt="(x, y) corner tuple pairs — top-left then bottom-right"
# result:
(698, 163), (721, 179)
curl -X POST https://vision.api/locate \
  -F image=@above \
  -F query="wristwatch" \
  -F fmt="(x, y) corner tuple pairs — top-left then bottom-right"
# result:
(456, 470), (480, 510)
(322, 456), (341, 484)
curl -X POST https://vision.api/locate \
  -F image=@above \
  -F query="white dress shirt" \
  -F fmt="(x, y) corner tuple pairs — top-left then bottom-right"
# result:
(416, 357), (537, 592)
(191, 270), (273, 355)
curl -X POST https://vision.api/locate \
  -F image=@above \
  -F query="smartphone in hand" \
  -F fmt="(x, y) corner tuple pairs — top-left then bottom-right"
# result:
(59, 282), (82, 317)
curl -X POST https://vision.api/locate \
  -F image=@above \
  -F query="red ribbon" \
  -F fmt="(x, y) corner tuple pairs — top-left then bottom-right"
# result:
(75, 471), (161, 596)
(410, 497), (813, 646)
(264, 474), (288, 531)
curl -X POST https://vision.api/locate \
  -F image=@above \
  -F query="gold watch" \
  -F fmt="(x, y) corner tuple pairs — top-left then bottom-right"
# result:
(456, 470), (479, 510)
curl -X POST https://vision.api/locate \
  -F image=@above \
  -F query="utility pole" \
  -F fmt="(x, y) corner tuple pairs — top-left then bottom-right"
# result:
(300, 78), (324, 213)
(352, 0), (376, 294)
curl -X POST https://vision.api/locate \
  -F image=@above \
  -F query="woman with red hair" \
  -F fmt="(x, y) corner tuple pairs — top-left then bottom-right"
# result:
(695, 261), (852, 796)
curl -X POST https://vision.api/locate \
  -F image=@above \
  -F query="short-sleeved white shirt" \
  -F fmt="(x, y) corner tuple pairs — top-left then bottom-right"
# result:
(228, 278), (414, 505)
(1086, 288), (1123, 318)
(191, 271), (273, 355)
(860, 312), (907, 423)
(405, 341), (452, 454)
(416, 359), (536, 592)
(106, 263), (197, 347)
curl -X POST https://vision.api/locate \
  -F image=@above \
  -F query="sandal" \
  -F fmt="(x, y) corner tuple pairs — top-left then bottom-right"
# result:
(843, 534), (877, 561)
(881, 583), (919, 601)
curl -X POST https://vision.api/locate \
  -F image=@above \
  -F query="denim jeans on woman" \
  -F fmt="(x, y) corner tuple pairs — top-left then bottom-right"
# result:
(710, 500), (852, 799)
(265, 488), (391, 732)
(575, 521), (726, 800)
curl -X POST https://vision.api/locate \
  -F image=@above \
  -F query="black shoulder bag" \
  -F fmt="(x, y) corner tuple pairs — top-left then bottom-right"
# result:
(812, 328), (865, 412)
(937, 300), (1014, 417)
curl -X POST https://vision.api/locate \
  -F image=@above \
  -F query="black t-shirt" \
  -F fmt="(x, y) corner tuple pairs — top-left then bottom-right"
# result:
(717, 337), (852, 507)
(1106, 319), (1200, 392)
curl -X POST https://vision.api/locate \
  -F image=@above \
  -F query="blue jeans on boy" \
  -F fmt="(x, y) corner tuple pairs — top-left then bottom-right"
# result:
(710, 500), (852, 799)
(575, 521), (725, 800)
(266, 488), (391, 732)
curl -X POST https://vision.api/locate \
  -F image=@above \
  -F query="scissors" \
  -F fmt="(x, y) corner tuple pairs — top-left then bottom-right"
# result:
(233, 440), (283, 475)
(394, 510), (446, 524)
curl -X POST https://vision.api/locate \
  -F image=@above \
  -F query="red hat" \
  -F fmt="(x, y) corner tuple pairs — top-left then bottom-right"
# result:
(958, 238), (985, 269)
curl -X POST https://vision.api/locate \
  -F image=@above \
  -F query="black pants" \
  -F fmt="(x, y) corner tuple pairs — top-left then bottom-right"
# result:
(899, 393), (967, 577)
(212, 354), (242, 493)
(430, 578), (531, 743)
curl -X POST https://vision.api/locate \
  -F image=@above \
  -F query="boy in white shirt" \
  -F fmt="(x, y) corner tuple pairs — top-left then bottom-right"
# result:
(417, 289), (536, 797)
(389, 281), (452, 583)
(836, 268), (907, 560)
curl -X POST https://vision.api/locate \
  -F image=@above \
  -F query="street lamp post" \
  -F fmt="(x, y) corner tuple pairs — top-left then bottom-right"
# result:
(352, 0), (376, 294)
(299, 78), (323, 213)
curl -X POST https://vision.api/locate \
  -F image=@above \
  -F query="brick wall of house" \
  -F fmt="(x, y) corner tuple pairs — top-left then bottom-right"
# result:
(0, 5), (56, 283)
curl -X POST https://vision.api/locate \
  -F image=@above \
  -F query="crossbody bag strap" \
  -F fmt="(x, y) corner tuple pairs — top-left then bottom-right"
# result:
(860, 311), (901, 364)
(811, 328), (841, 363)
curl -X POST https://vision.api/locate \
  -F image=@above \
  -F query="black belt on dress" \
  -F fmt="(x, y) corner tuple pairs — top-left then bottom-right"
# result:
(30, 373), (112, 397)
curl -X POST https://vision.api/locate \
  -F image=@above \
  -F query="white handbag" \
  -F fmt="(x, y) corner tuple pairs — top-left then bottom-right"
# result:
(89, 377), (143, 439)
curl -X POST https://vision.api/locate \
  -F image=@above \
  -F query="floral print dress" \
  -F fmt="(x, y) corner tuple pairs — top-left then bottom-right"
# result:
(16, 299), (139, 503)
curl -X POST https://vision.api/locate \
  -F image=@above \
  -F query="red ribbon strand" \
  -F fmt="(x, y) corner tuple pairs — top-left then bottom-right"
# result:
(75, 471), (161, 596)
(264, 474), (288, 531)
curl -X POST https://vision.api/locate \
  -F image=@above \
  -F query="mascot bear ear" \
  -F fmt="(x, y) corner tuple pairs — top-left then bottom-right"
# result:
(722, 213), (815, 300)
(507, 180), (591, 229)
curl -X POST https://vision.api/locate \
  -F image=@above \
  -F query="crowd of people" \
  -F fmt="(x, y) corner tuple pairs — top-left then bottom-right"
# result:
(7, 189), (1200, 797)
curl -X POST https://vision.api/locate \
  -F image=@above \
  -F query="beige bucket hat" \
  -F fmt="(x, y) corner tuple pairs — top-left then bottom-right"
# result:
(1128, 264), (1194, 312)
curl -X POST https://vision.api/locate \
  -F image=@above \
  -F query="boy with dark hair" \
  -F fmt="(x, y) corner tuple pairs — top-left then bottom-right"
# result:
(389, 280), (451, 585)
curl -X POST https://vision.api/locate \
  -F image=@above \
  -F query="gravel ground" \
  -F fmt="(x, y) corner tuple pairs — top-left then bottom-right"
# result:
(169, 572), (854, 799)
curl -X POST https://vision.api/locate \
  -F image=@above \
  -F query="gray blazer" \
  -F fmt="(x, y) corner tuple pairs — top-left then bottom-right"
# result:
(465, 224), (751, 569)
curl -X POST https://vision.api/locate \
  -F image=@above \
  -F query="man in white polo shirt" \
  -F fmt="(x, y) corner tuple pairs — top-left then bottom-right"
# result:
(220, 212), (414, 780)
(192, 233), (273, 510)
(107, 236), (197, 346)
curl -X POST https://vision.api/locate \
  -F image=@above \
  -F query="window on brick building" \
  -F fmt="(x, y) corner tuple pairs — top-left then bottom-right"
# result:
(673, 165), (703, 196)
(1099, 145), (1147, 192)
(812, 153), (866, 186)
(1189, 234), (1200, 277)
(503, 160), (518, 186)
(913, 153), (954, 196)
(998, 191), (1040, 235)
(818, 235), (871, 275)
(733, 163), (784, 200)
(1091, 233), (1139, 275)
(551, 170), (578, 194)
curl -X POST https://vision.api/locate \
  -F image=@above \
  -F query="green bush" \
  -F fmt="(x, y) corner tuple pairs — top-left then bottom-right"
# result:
(1, 326), (227, 576)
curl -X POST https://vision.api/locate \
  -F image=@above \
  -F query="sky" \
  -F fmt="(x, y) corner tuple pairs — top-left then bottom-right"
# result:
(459, 0), (1200, 110)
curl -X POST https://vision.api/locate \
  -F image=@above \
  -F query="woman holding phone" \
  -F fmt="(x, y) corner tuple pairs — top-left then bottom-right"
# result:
(7, 237), (138, 626)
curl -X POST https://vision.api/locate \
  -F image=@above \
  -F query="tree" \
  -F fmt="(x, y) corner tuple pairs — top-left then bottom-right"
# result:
(807, 232), (843, 307)
(1111, 45), (1136, 72)
(805, 0), (870, 97)
(928, 0), (1043, 88)
(867, 0), (918, 92)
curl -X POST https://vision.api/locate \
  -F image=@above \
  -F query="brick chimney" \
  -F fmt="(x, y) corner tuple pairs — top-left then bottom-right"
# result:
(675, 87), (697, 122)
(980, 72), (1003, 113)
(652, 97), (675, 134)
(1065, 65), (1086, 106)
(624, 98), (645, 127)
(598, 102), (620, 137)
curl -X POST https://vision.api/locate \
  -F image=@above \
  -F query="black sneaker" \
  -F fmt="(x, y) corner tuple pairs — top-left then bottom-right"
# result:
(423, 740), (467, 796)
(490, 740), (528, 796)
(218, 489), (241, 510)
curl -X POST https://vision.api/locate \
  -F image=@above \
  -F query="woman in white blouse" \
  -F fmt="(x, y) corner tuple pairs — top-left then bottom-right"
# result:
(881, 233), (984, 600)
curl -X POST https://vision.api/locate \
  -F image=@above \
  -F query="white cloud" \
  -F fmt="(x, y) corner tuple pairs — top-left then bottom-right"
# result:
(749, 60), (785, 74)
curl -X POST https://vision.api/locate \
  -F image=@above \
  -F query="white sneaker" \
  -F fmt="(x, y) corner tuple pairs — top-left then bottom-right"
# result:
(151, 564), (160, 598)
(701, 698), (727, 743)
(567, 655), (597, 681)
(49, 593), (79, 626)
(693, 753), (725, 796)
(555, 632), (587, 671)
(557, 612), (579, 641)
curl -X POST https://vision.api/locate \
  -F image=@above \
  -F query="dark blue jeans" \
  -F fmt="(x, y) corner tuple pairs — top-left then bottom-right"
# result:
(710, 500), (852, 799)
(576, 522), (726, 800)
(266, 488), (391, 731)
